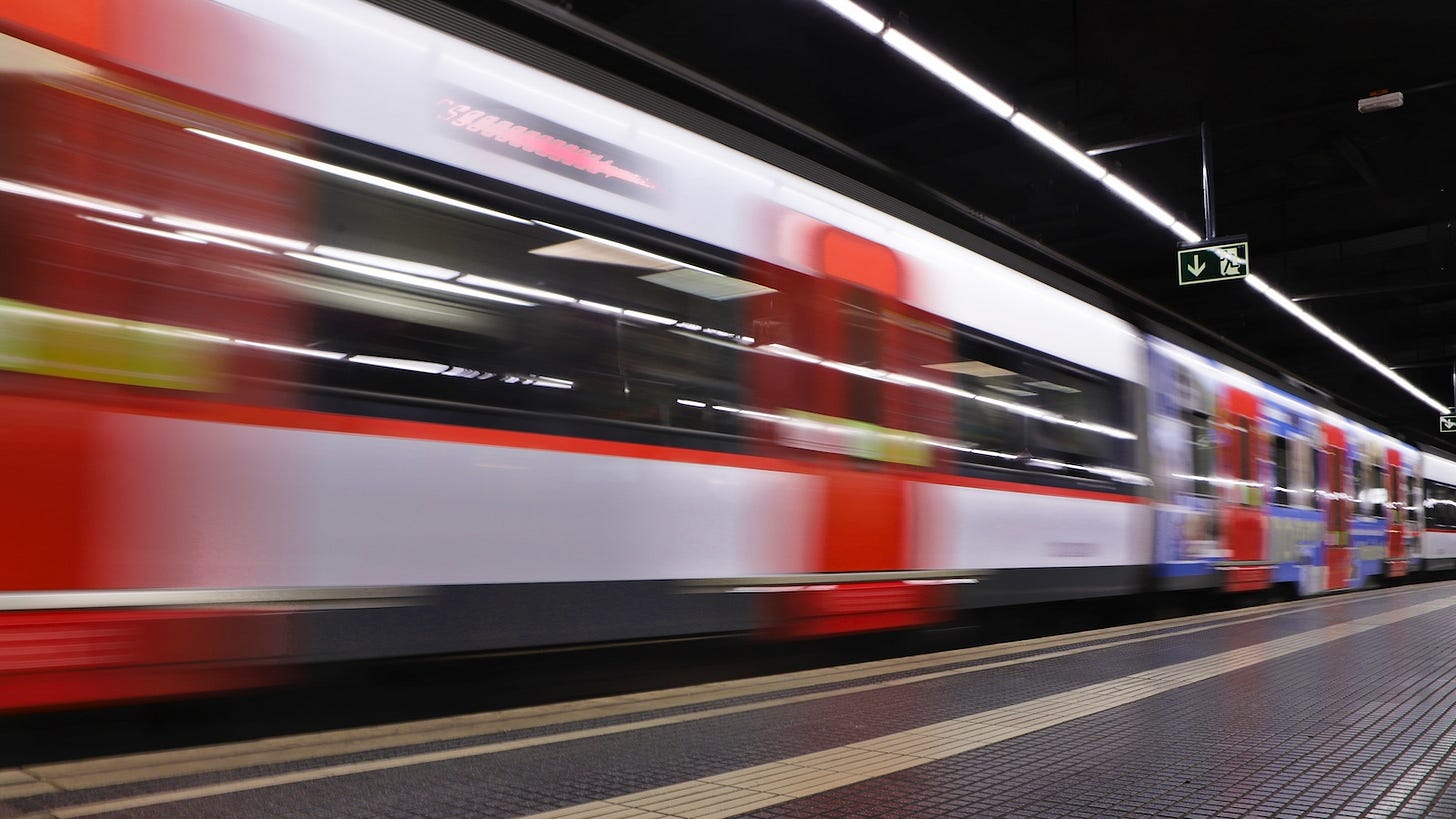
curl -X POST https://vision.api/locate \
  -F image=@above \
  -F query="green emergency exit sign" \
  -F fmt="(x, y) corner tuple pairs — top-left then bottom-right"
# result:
(1178, 239), (1249, 286)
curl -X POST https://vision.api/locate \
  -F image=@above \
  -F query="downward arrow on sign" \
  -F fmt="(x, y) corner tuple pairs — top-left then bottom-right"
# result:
(1186, 255), (1206, 278)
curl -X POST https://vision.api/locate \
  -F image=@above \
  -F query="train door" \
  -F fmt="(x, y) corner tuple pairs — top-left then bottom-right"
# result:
(745, 224), (953, 636)
(0, 31), (302, 708)
(1320, 424), (1353, 590)
(1386, 448), (1408, 577)
(1217, 386), (1269, 590)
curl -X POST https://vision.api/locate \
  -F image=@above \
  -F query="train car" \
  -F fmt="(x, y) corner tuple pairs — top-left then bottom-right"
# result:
(0, 0), (1153, 710)
(1418, 450), (1456, 571)
(1147, 337), (1420, 596)
(0, 0), (1449, 712)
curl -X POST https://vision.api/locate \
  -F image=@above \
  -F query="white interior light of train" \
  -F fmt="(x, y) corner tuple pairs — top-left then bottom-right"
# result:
(639, 268), (777, 301)
(0, 178), (145, 219)
(346, 355), (451, 374)
(285, 252), (535, 307)
(576, 300), (623, 315)
(1171, 474), (1264, 489)
(173, 231), (271, 254)
(185, 129), (530, 225)
(530, 238), (676, 270)
(758, 342), (1137, 440)
(77, 215), (209, 244)
(455, 274), (577, 304)
(132, 325), (230, 344)
(531, 220), (718, 276)
(810, 0), (1450, 415)
(233, 339), (347, 360)
(622, 309), (679, 326)
(705, 400), (1149, 481)
(313, 246), (459, 280)
(153, 215), (309, 251)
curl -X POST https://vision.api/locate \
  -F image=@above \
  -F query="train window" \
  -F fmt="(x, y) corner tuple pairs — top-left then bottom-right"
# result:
(946, 327), (1137, 488)
(0, 65), (1132, 483)
(286, 157), (763, 447)
(1352, 458), (1367, 516)
(1370, 463), (1387, 519)
(1271, 434), (1291, 506)
(1293, 437), (1316, 509)
(1236, 424), (1252, 481)
(1188, 411), (1216, 498)
(1427, 480), (1456, 529)
(1310, 443), (1325, 510)
(1408, 475), (1420, 523)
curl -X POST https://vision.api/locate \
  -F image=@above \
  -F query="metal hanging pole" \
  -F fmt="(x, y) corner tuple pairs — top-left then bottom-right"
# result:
(1201, 120), (1216, 241)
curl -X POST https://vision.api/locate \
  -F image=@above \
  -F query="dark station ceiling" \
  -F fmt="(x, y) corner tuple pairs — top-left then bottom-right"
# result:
(440, 0), (1456, 448)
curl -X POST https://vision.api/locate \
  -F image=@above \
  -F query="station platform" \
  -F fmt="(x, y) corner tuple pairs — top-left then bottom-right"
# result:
(6, 580), (1456, 818)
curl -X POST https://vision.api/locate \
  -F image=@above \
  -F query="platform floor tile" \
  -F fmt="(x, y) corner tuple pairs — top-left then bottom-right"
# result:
(8, 584), (1456, 818)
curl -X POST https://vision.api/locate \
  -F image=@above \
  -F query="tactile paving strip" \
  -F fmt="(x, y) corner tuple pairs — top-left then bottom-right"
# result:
(527, 595), (1456, 818)
(8, 585), (1455, 818)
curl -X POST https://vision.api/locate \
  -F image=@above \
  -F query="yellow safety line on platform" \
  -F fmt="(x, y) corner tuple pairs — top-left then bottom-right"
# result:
(5, 591), (1339, 792)
(528, 595), (1456, 818)
(5, 584), (1439, 818)
(12, 585), (1409, 794)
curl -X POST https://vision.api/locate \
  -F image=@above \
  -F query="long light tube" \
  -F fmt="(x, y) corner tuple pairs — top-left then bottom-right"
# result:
(0, 179), (145, 219)
(78, 215), (208, 244)
(813, 0), (884, 34)
(880, 29), (1014, 119)
(532, 220), (718, 275)
(286, 252), (535, 307)
(810, 1), (1449, 414)
(1103, 175), (1177, 226)
(1246, 275), (1447, 413)
(1009, 114), (1107, 180)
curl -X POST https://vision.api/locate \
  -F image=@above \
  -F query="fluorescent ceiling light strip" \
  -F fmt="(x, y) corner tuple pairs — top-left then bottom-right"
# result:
(532, 220), (717, 275)
(812, 0), (884, 34)
(1009, 114), (1106, 180)
(154, 215), (309, 251)
(78, 215), (207, 244)
(186, 129), (529, 225)
(0, 179), (145, 219)
(1103, 174), (1176, 226)
(882, 29), (1426, 417)
(1170, 222), (1203, 243)
(824, 8), (1429, 415)
(1246, 275), (1448, 413)
(881, 28), (1015, 119)
(286, 252), (534, 307)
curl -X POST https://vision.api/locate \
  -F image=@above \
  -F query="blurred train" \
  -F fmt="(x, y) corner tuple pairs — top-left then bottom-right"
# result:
(2, 0), (1455, 711)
